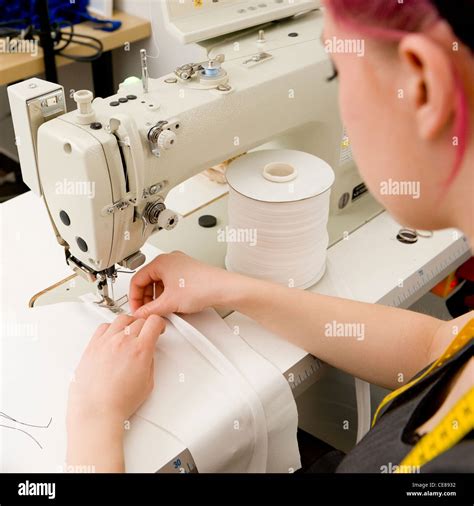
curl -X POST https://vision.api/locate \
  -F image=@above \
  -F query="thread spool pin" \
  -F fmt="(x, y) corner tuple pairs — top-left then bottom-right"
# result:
(73, 90), (95, 124)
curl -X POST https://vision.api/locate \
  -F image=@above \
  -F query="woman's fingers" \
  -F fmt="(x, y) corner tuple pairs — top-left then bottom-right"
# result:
(116, 318), (146, 340)
(133, 293), (174, 318)
(129, 259), (165, 312)
(129, 281), (165, 313)
(143, 282), (162, 305)
(92, 322), (110, 340)
(137, 314), (166, 354)
(104, 314), (136, 336)
(93, 313), (164, 350)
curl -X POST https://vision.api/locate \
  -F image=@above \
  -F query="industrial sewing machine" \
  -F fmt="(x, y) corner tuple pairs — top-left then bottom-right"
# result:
(8, 1), (382, 311)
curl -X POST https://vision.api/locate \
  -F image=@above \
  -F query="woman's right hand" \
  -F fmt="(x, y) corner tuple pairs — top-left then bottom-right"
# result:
(130, 251), (241, 318)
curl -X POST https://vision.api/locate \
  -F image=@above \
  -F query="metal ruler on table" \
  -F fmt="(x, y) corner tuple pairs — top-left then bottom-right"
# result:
(378, 236), (471, 309)
(157, 448), (198, 474)
(284, 354), (323, 398)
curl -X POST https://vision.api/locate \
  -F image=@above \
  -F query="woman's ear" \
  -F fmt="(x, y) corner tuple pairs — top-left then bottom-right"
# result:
(398, 33), (455, 140)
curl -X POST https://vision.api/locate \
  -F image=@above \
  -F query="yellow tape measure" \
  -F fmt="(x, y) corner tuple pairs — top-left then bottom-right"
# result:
(396, 387), (473, 472)
(372, 319), (474, 426)
(370, 319), (473, 472)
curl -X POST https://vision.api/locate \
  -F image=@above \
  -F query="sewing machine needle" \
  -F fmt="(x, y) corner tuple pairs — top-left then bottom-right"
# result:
(107, 276), (115, 303)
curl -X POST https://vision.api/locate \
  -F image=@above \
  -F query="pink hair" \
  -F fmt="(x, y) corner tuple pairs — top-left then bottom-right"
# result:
(325, 0), (470, 186)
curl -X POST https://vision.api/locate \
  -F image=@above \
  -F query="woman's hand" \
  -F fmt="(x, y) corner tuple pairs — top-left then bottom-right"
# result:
(66, 314), (166, 472)
(130, 251), (245, 318)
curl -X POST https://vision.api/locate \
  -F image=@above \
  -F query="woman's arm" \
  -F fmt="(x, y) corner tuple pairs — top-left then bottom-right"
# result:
(225, 275), (444, 389)
(66, 314), (165, 472)
(66, 413), (125, 473)
(131, 252), (444, 390)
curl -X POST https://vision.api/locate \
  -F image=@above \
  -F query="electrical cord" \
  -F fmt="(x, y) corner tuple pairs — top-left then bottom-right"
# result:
(56, 31), (103, 61)
(0, 20), (31, 39)
(50, 20), (74, 52)
(0, 20), (103, 62)
(51, 21), (103, 61)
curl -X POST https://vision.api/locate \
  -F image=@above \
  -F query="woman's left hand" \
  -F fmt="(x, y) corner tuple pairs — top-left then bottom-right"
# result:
(66, 314), (166, 472)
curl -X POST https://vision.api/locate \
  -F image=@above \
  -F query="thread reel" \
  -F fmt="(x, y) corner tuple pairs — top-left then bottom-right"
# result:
(225, 150), (335, 289)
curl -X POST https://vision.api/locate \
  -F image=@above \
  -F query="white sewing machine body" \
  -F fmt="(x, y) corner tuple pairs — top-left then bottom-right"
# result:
(8, 8), (376, 307)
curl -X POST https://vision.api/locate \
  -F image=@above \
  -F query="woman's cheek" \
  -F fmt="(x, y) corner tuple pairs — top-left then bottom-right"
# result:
(338, 83), (379, 189)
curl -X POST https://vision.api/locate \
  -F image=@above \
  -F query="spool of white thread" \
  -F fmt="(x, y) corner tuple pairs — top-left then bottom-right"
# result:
(225, 149), (335, 289)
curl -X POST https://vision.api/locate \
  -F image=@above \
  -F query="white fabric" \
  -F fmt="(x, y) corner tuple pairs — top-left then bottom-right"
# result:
(0, 303), (184, 473)
(185, 310), (301, 472)
(1, 301), (300, 473)
(166, 313), (269, 472)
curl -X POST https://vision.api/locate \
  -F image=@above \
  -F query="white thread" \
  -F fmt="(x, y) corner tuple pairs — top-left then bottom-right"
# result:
(225, 150), (334, 289)
(146, 0), (161, 59)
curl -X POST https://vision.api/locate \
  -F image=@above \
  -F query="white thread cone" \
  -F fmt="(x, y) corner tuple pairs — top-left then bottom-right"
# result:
(225, 150), (334, 289)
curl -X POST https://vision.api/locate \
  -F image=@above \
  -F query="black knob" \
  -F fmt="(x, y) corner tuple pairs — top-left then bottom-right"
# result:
(198, 215), (217, 228)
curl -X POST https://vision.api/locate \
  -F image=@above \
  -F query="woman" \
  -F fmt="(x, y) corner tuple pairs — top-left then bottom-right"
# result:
(66, 0), (473, 473)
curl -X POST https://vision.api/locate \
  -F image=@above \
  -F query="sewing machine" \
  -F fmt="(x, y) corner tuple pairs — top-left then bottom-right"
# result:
(8, 2), (381, 311)
(4, 1), (470, 472)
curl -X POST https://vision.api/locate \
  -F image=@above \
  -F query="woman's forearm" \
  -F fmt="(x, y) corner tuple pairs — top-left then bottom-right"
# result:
(218, 273), (443, 389)
(66, 414), (125, 473)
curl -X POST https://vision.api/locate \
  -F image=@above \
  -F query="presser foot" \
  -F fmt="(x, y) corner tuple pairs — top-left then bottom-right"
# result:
(95, 294), (129, 315)
(95, 268), (129, 314)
